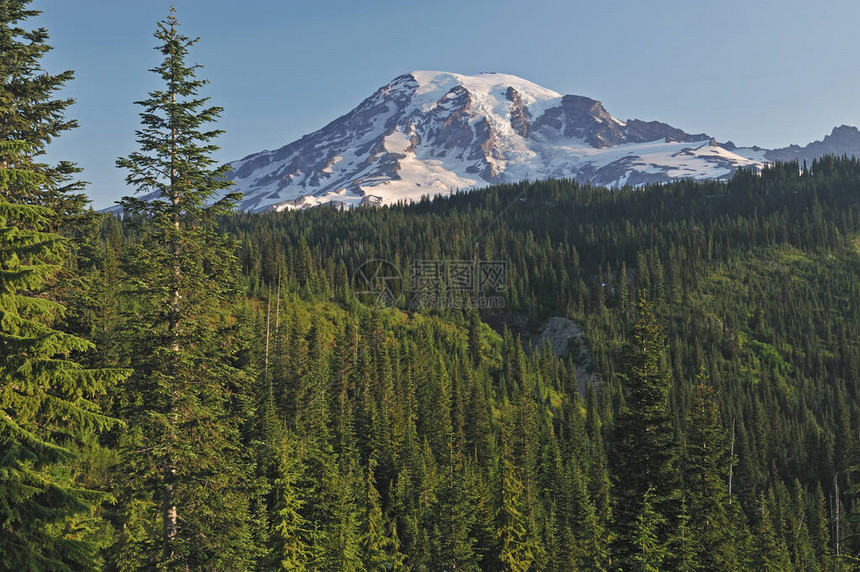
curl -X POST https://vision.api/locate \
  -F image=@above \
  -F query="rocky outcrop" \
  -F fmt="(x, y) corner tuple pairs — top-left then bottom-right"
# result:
(506, 87), (530, 137)
(533, 95), (626, 148)
(530, 317), (595, 395)
(626, 118), (708, 144)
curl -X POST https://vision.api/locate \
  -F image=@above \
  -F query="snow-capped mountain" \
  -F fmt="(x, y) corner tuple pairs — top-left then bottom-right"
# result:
(225, 71), (833, 211)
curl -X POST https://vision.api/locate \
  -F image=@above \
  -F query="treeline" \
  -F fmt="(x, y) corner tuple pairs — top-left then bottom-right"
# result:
(6, 1), (860, 570)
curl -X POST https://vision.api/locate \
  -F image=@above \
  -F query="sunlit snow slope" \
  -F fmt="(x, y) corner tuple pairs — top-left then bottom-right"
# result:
(227, 71), (772, 211)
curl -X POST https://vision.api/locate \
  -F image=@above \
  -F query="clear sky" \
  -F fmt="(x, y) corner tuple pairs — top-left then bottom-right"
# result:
(34, 0), (860, 208)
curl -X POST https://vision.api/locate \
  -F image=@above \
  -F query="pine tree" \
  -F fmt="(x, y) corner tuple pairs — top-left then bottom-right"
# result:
(0, 0), (88, 219)
(267, 430), (311, 571)
(109, 10), (257, 570)
(628, 487), (668, 572)
(668, 497), (700, 572)
(682, 368), (734, 569)
(467, 306), (482, 366)
(753, 494), (792, 572)
(567, 455), (609, 570)
(809, 484), (832, 570)
(359, 451), (405, 570)
(495, 412), (534, 572)
(0, 141), (126, 570)
(431, 445), (480, 570)
(610, 296), (678, 563)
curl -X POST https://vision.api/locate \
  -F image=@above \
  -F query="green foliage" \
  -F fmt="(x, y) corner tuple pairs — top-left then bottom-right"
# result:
(214, 156), (860, 568)
(107, 9), (257, 570)
(495, 412), (535, 572)
(610, 297), (678, 562)
(269, 431), (311, 571)
(359, 451), (405, 570)
(0, 140), (126, 570)
(680, 369), (735, 569)
(752, 494), (792, 571)
(209, 155), (860, 568)
(0, 0), (88, 220)
(12, 4), (860, 567)
(628, 487), (668, 572)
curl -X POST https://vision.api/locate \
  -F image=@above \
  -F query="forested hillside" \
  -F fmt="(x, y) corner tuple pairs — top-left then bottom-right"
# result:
(6, 1), (860, 570)
(214, 157), (860, 570)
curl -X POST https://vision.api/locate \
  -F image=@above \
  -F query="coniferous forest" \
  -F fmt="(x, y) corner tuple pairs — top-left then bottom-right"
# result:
(7, 2), (860, 570)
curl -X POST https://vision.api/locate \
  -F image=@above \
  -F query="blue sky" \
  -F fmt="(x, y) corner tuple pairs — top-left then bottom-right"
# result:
(35, 0), (860, 208)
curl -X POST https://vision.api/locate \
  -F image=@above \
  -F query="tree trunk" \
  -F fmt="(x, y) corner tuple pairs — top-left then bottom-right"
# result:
(163, 465), (177, 563)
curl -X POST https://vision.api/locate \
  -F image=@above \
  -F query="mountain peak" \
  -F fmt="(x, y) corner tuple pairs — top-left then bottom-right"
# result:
(225, 71), (828, 212)
(406, 70), (562, 102)
(827, 124), (860, 141)
(764, 125), (860, 163)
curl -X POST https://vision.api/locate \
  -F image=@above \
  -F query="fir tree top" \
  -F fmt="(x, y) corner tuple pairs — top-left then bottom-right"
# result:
(0, 0), (87, 217)
(117, 7), (238, 223)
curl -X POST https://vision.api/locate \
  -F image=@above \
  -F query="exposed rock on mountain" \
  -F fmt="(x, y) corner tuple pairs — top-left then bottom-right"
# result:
(765, 125), (860, 164)
(225, 71), (856, 212)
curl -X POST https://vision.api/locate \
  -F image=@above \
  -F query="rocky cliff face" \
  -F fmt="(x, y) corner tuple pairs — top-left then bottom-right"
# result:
(225, 71), (853, 212)
(765, 125), (860, 164)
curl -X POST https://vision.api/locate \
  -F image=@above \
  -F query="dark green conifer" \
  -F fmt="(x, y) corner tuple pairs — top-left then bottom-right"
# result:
(269, 431), (310, 571)
(0, 141), (126, 570)
(359, 451), (405, 570)
(610, 296), (677, 563)
(0, 0), (88, 219)
(753, 494), (792, 571)
(109, 9), (257, 569)
(682, 369), (735, 568)
(628, 487), (668, 572)
(495, 412), (534, 572)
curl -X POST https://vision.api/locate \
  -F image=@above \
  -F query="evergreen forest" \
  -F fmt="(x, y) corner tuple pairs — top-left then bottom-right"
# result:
(6, 2), (860, 570)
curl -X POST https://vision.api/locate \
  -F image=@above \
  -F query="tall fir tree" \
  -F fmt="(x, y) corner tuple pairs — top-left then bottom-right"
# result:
(359, 450), (406, 570)
(0, 141), (126, 570)
(0, 0), (88, 220)
(610, 296), (678, 564)
(628, 487), (668, 572)
(108, 9), (258, 570)
(495, 411), (535, 572)
(268, 430), (311, 571)
(680, 368), (736, 569)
